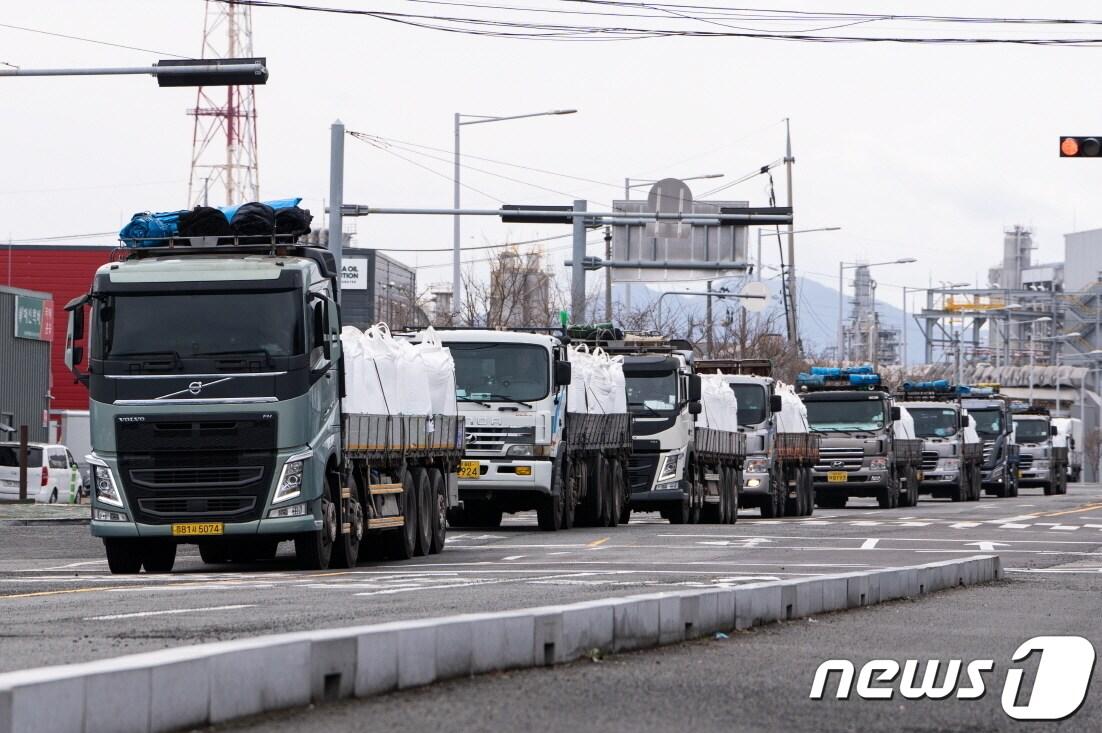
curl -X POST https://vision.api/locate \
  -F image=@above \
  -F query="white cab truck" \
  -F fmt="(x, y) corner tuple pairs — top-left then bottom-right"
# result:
(65, 233), (464, 574)
(421, 328), (632, 531)
(1052, 417), (1083, 482)
(696, 359), (819, 518)
(584, 335), (745, 525)
(797, 366), (924, 509)
(1011, 407), (1069, 495)
(960, 385), (1021, 498)
(894, 381), (984, 502)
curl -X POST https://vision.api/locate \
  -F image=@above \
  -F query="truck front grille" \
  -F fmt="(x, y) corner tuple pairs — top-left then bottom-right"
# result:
(138, 496), (256, 517)
(921, 451), (939, 471)
(1019, 454), (1034, 470)
(464, 426), (535, 453)
(129, 466), (265, 489)
(814, 448), (864, 472)
(628, 454), (660, 493)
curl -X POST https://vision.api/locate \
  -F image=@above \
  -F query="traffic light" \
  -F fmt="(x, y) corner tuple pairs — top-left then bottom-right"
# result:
(1060, 137), (1102, 157)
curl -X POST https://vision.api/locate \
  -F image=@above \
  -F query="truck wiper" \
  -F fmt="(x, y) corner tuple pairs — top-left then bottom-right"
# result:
(109, 350), (181, 361)
(483, 393), (534, 409)
(193, 349), (272, 361)
(629, 401), (662, 417)
(458, 395), (492, 408)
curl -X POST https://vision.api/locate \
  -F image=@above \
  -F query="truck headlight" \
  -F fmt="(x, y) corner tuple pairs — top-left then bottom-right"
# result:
(507, 444), (535, 457)
(745, 457), (769, 474)
(869, 457), (888, 471)
(938, 459), (960, 471)
(91, 464), (123, 508)
(1033, 460), (1050, 470)
(658, 452), (682, 481)
(274, 450), (312, 504)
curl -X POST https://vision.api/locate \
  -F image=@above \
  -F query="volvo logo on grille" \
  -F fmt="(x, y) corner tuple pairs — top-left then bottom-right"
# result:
(188, 381), (203, 395)
(155, 376), (232, 401)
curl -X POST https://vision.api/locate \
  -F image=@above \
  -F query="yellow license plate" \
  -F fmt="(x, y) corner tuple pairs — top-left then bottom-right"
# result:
(458, 460), (481, 480)
(171, 522), (224, 536)
(827, 471), (848, 483)
(1018, 470), (1024, 478)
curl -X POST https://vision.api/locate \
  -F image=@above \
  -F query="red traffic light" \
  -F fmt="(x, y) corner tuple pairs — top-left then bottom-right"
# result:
(1060, 136), (1102, 157)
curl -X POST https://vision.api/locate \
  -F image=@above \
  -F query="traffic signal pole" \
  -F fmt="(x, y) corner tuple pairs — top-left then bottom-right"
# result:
(784, 119), (799, 352)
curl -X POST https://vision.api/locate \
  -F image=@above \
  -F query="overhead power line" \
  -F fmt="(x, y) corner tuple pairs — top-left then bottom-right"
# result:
(0, 22), (189, 58)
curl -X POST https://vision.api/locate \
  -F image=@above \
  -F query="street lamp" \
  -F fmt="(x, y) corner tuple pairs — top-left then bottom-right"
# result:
(623, 173), (724, 199)
(452, 108), (577, 319)
(756, 226), (841, 282)
(838, 258), (916, 362)
(0, 58), (268, 86)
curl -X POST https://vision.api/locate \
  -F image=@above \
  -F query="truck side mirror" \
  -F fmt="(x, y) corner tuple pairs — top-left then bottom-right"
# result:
(687, 374), (702, 403)
(1050, 425), (1058, 437)
(554, 360), (572, 387)
(769, 394), (783, 414)
(688, 401), (702, 415)
(64, 294), (90, 385)
(890, 406), (901, 421)
(959, 414), (970, 429)
(311, 299), (331, 360)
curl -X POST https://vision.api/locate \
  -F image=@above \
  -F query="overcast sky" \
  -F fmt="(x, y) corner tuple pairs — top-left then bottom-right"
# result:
(4, 0), (1102, 314)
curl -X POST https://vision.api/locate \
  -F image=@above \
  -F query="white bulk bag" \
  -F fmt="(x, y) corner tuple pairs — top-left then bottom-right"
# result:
(361, 323), (400, 415)
(586, 347), (615, 415)
(567, 344), (594, 413)
(413, 326), (458, 416)
(340, 326), (369, 414)
(700, 374), (739, 432)
(775, 382), (809, 433)
(396, 339), (433, 416)
(608, 356), (628, 414)
(892, 405), (916, 440)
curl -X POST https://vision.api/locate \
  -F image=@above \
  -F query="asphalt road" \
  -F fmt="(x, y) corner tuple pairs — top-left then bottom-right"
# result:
(2, 485), (1101, 676)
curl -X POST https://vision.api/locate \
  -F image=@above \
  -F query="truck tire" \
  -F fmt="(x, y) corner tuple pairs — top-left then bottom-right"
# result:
(1043, 479), (1055, 496)
(784, 467), (805, 517)
(702, 463), (724, 524)
(951, 472), (967, 502)
(295, 494), (337, 570)
(199, 541), (231, 565)
(607, 459), (623, 528)
(384, 470), (419, 560)
(104, 538), (143, 575)
(538, 456), (565, 532)
(593, 454), (611, 527)
(428, 468), (447, 554)
(729, 468), (742, 523)
(332, 471), (364, 569)
(877, 473), (899, 509)
(561, 461), (577, 530)
(141, 541), (176, 573)
(800, 467), (815, 517)
(1010, 471), (1020, 498)
(760, 471), (784, 518)
(415, 468), (434, 557)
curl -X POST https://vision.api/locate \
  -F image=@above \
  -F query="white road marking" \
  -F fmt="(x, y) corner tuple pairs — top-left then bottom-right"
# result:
(860, 539), (879, 549)
(999, 523), (1030, 529)
(986, 514), (1040, 524)
(503, 555), (525, 561)
(899, 522), (932, 527)
(83, 604), (256, 621)
(1051, 525), (1080, 531)
(964, 541), (1010, 551)
(849, 521), (882, 526)
(950, 522), (981, 528)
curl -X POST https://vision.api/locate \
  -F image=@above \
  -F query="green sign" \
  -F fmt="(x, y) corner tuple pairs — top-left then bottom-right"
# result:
(14, 295), (53, 341)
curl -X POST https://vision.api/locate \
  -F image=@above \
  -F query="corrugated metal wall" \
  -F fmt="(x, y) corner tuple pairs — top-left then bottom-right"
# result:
(0, 288), (50, 442)
(1065, 229), (1102, 293)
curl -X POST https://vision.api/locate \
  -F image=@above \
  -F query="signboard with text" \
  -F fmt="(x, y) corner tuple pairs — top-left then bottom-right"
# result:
(14, 294), (53, 341)
(341, 258), (369, 290)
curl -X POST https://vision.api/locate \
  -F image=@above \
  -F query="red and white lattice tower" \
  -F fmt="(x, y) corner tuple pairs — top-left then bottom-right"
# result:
(187, 0), (259, 207)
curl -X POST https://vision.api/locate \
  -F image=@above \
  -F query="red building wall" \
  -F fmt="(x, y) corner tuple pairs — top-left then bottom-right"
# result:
(0, 245), (116, 410)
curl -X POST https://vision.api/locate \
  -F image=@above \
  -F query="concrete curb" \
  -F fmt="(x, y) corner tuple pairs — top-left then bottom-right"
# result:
(0, 555), (1001, 733)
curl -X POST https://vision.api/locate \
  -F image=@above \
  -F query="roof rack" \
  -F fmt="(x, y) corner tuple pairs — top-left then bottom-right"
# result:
(120, 241), (338, 279)
(796, 364), (884, 392)
(894, 380), (962, 402)
(695, 359), (773, 377)
(1011, 404), (1050, 416)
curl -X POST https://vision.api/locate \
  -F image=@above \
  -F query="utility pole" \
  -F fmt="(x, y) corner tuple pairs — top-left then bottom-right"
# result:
(784, 119), (798, 352)
(604, 225), (613, 321)
(705, 279), (714, 357)
(571, 199), (587, 323)
(328, 119), (344, 294)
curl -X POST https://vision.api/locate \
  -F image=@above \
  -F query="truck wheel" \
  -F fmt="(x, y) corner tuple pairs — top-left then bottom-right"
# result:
(951, 472), (967, 502)
(142, 541), (176, 573)
(428, 468), (447, 554)
(414, 469), (434, 556)
(1043, 480), (1054, 496)
(387, 470), (419, 560)
(665, 499), (691, 524)
(561, 463), (577, 530)
(877, 474), (898, 509)
(970, 467), (982, 501)
(800, 468), (814, 517)
(104, 538), (143, 575)
(702, 464), (723, 524)
(332, 473), (365, 569)
(729, 468), (742, 523)
(295, 496), (336, 570)
(1010, 472), (1020, 498)
(607, 459), (623, 528)
(592, 454), (611, 527)
(784, 467), (803, 517)
(538, 456), (565, 532)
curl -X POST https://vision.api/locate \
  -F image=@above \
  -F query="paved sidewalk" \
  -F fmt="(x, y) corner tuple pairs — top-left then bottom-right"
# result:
(0, 502), (89, 525)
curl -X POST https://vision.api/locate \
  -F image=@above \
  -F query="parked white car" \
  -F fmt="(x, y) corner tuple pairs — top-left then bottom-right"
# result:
(0, 442), (84, 504)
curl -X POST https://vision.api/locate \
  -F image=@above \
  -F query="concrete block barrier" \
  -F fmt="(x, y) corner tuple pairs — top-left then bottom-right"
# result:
(0, 555), (1001, 733)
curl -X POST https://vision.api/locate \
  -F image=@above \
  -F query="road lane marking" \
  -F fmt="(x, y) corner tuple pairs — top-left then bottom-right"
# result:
(1037, 502), (1102, 517)
(950, 522), (981, 528)
(587, 537), (609, 548)
(503, 555), (525, 561)
(860, 539), (879, 549)
(999, 523), (1030, 529)
(83, 604), (256, 621)
(0, 585), (135, 599)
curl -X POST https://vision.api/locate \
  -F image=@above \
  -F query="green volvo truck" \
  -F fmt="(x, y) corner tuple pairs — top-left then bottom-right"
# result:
(64, 236), (462, 574)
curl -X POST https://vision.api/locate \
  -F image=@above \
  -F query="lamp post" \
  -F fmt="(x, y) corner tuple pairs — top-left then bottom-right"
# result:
(623, 173), (724, 200)
(838, 258), (916, 363)
(452, 108), (577, 320)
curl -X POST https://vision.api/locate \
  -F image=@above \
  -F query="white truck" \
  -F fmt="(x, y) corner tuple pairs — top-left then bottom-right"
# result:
(1052, 417), (1084, 482)
(696, 359), (819, 517)
(1011, 407), (1069, 495)
(894, 382), (984, 502)
(422, 329), (632, 531)
(605, 336), (745, 525)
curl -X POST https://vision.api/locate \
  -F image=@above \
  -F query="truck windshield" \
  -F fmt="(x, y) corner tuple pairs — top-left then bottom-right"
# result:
(908, 408), (959, 438)
(1015, 419), (1049, 443)
(98, 291), (304, 360)
(626, 372), (678, 413)
(969, 408), (1003, 438)
(805, 399), (887, 431)
(448, 343), (549, 402)
(730, 383), (767, 425)
(0, 446), (43, 468)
